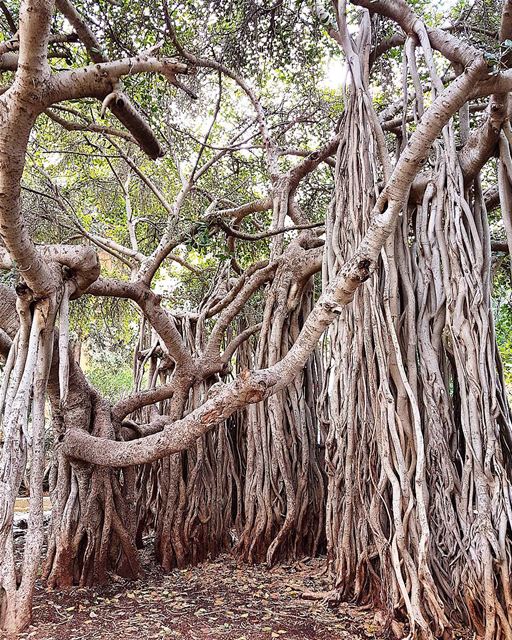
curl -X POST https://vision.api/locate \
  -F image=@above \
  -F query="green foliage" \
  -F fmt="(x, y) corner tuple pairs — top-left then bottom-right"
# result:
(9, 0), (512, 406)
(495, 298), (512, 386)
(0, 271), (15, 287)
(492, 252), (512, 389)
(85, 356), (134, 402)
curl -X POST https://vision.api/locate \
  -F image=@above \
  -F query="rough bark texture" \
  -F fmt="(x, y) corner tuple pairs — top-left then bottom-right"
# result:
(323, 15), (512, 639)
(237, 237), (326, 565)
(4, 2), (512, 638)
(134, 306), (245, 571)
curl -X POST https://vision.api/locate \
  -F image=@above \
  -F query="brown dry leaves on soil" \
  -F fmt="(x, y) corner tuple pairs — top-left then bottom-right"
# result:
(11, 554), (387, 640)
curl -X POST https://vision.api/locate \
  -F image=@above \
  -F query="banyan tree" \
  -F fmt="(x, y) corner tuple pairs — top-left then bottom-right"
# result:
(2, 0), (512, 638)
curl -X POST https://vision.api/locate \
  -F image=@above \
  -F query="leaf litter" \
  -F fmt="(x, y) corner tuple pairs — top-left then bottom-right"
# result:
(10, 550), (388, 640)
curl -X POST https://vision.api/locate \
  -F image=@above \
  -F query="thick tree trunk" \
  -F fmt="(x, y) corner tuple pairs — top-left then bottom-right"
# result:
(133, 302), (245, 570)
(237, 241), (326, 564)
(324, 43), (512, 640)
(43, 409), (141, 587)
(0, 292), (57, 633)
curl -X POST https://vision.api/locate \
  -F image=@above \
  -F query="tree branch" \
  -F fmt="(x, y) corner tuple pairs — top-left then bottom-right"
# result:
(86, 278), (194, 372)
(45, 108), (137, 142)
(60, 48), (488, 468)
(55, 0), (175, 159)
(47, 56), (191, 159)
(212, 218), (323, 241)
(352, 0), (479, 67)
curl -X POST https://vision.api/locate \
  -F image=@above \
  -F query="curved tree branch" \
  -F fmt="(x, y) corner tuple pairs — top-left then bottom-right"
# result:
(62, 55), (488, 467)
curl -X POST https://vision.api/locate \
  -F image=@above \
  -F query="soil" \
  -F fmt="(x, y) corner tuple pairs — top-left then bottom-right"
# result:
(10, 551), (389, 640)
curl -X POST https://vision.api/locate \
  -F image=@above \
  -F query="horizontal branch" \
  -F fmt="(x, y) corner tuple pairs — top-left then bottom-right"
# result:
(0, 244), (99, 297)
(0, 33), (78, 57)
(46, 56), (191, 158)
(216, 197), (273, 222)
(113, 383), (176, 422)
(48, 57), (189, 104)
(55, 0), (169, 158)
(45, 108), (136, 143)
(352, 0), (479, 67)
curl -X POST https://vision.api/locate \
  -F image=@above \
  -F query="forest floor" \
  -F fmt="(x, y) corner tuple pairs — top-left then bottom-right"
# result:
(12, 550), (390, 640)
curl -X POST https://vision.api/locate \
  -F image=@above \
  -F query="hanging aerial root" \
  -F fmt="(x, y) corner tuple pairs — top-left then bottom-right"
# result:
(0, 249), (100, 633)
(0, 293), (58, 634)
(324, 14), (512, 638)
(58, 280), (73, 408)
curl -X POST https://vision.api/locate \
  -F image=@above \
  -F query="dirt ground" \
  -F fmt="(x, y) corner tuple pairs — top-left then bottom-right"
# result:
(11, 553), (390, 640)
